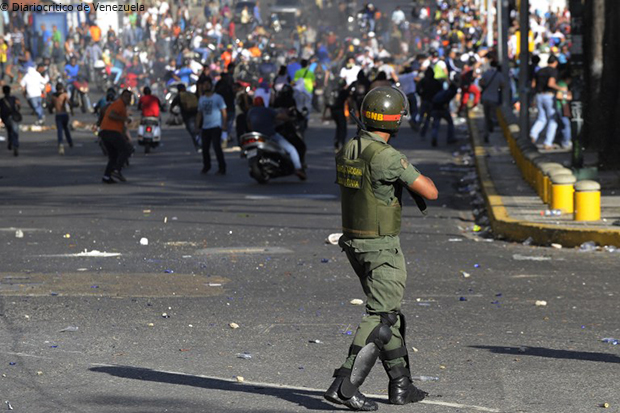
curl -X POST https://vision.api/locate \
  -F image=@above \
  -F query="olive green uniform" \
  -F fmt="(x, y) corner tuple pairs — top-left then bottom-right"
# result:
(337, 130), (420, 372)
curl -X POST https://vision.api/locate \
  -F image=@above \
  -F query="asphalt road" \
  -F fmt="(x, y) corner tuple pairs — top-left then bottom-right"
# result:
(0, 110), (619, 413)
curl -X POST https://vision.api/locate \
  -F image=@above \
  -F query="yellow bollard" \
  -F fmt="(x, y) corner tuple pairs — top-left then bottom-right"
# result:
(540, 163), (564, 204)
(534, 159), (552, 199)
(551, 174), (576, 213)
(547, 168), (573, 206)
(574, 180), (601, 221)
(525, 151), (543, 189)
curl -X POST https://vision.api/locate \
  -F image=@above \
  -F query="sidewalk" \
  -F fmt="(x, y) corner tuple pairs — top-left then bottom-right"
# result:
(467, 107), (620, 248)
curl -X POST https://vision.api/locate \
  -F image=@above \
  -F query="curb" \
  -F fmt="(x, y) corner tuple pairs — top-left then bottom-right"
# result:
(467, 111), (620, 248)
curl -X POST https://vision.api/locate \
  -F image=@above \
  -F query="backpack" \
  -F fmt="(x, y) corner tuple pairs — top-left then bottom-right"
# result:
(179, 91), (198, 115)
(1, 97), (22, 123)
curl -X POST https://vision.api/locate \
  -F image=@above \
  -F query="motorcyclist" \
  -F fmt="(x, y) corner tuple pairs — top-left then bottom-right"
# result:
(247, 96), (306, 180)
(137, 86), (161, 119)
(64, 56), (80, 97)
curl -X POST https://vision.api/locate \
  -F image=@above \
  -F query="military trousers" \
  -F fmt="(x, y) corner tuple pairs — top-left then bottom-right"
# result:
(339, 239), (408, 371)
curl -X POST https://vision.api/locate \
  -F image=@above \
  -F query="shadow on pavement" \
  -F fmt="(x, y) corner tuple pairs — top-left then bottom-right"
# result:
(90, 365), (343, 411)
(470, 345), (620, 363)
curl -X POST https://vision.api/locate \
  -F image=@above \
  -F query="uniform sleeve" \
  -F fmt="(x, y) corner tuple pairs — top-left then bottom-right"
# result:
(371, 147), (421, 186)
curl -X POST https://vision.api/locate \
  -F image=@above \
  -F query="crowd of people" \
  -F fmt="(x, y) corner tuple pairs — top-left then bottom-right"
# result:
(0, 0), (572, 181)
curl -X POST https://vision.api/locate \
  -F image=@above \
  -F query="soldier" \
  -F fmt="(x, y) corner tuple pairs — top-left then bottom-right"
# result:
(325, 87), (438, 411)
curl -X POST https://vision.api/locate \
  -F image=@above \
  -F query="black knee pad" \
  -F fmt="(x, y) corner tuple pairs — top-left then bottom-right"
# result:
(366, 323), (392, 349)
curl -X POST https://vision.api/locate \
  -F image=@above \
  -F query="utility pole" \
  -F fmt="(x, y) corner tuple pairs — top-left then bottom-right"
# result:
(518, 0), (530, 142)
(498, 0), (511, 108)
(486, 0), (494, 48)
(568, 0), (585, 170)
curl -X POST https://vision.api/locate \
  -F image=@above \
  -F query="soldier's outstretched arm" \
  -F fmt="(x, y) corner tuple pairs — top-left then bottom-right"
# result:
(408, 174), (438, 200)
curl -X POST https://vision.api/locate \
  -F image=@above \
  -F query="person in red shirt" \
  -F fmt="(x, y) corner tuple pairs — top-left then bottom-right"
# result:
(137, 86), (161, 118)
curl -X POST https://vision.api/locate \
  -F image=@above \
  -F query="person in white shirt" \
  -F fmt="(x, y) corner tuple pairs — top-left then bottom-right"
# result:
(339, 57), (361, 87)
(20, 65), (49, 125)
(391, 6), (406, 26)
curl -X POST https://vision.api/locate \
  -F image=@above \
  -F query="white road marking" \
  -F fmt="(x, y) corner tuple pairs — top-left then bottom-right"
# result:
(0, 227), (49, 232)
(90, 363), (501, 412)
(512, 254), (553, 261)
(245, 194), (337, 200)
(194, 247), (293, 255)
(37, 250), (121, 258)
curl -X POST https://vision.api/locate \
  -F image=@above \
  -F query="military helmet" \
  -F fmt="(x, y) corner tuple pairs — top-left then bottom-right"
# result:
(360, 86), (409, 132)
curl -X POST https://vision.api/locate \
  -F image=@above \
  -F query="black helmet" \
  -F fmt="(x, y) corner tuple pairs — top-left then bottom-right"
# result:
(360, 87), (409, 132)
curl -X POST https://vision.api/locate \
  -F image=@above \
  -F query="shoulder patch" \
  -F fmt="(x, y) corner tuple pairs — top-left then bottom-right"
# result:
(400, 158), (409, 169)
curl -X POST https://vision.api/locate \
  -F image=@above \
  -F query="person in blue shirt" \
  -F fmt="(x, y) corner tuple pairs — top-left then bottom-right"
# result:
(41, 24), (52, 58)
(174, 60), (194, 86)
(64, 56), (80, 82)
(286, 57), (301, 81)
(196, 77), (227, 175)
(64, 56), (80, 101)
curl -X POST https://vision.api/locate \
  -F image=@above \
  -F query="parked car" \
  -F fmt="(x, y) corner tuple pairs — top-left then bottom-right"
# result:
(269, 0), (302, 28)
(233, 1), (257, 25)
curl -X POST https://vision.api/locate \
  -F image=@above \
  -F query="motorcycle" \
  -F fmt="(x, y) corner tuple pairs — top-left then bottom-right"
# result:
(240, 109), (307, 184)
(240, 132), (297, 184)
(70, 76), (92, 113)
(137, 117), (162, 154)
(94, 60), (113, 92)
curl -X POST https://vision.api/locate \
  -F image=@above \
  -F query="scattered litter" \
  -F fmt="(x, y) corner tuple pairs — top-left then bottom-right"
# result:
(172, 217), (178, 221)
(15, 230), (23, 238)
(164, 217), (168, 224)
(439, 365), (446, 369)
(188, 324), (193, 328)
(551, 243), (563, 249)
(460, 271), (471, 278)
(309, 339), (323, 344)
(448, 238), (463, 242)
(229, 323), (240, 329)
(459, 297), (467, 301)
(350, 299), (364, 306)
(236, 352), (252, 360)
(601, 403), (610, 408)
(601, 338), (618, 345)
(417, 302), (431, 306)
(603, 245), (618, 253)
(411, 346), (419, 352)
(512, 254), (552, 261)
(164, 269), (174, 274)
(9, 362), (15, 366)
(321, 258), (329, 263)
(208, 283), (222, 287)
(63, 234), (71, 239)
(326, 233), (343, 245)
(147, 323), (154, 327)
(542, 209), (562, 217)
(77, 268), (88, 271)
(179, 349), (191, 352)
(36, 371), (43, 376)
(472, 225), (482, 232)
(5, 401), (12, 410)
(522, 237), (534, 246)
(474, 264), (480, 268)
(161, 313), (170, 319)
(535, 300), (548, 307)
(91, 285), (98, 289)
(411, 375), (439, 382)
(143, 210), (151, 214)
(60, 326), (79, 332)
(140, 238), (149, 246)
(579, 241), (598, 252)
(236, 376), (244, 382)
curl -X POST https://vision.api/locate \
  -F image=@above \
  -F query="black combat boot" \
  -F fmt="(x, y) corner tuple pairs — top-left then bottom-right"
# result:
(324, 370), (378, 411)
(388, 375), (428, 405)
